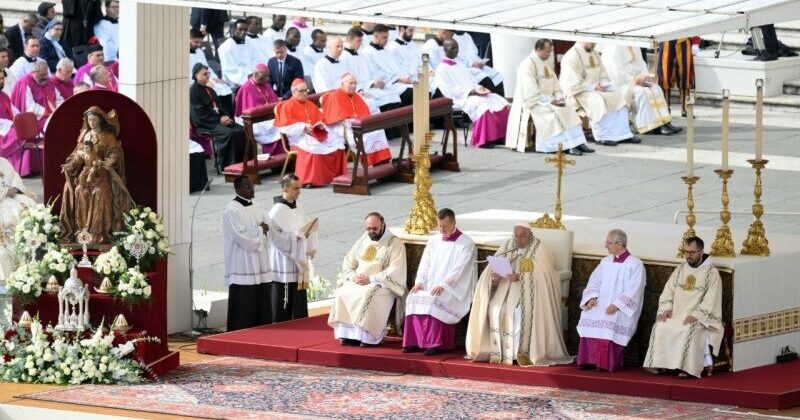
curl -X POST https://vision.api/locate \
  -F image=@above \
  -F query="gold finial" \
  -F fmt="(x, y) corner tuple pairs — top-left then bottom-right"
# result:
(677, 176), (700, 257)
(740, 159), (770, 256)
(710, 169), (736, 257)
(532, 143), (574, 230)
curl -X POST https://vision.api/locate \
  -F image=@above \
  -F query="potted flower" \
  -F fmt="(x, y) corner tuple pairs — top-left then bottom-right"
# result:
(5, 262), (44, 305)
(116, 206), (170, 271)
(113, 267), (153, 306)
(10, 203), (61, 263)
(39, 246), (76, 281)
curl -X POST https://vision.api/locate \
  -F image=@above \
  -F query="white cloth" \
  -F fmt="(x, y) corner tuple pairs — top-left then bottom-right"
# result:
(506, 53), (585, 153)
(421, 39), (445, 71)
(9, 58), (37, 80)
(24, 84), (64, 120)
(94, 19), (119, 61)
(277, 121), (345, 155)
(405, 232), (477, 324)
(340, 49), (401, 108)
(313, 57), (348, 95)
(387, 38), (436, 94)
(247, 34), (274, 64)
(1, 71), (16, 96)
(189, 48), (233, 97)
(435, 61), (508, 122)
(577, 253), (646, 346)
(0, 157), (37, 280)
(303, 45), (325, 80)
(222, 200), (271, 286)
(262, 27), (286, 47)
(329, 120), (389, 156)
(361, 43), (413, 90)
(560, 45), (628, 120)
(266, 200), (316, 285)
(452, 32), (503, 86)
(218, 38), (258, 88)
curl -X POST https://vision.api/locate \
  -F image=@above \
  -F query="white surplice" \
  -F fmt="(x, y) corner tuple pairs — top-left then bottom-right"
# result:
(0, 157), (37, 282)
(288, 22), (317, 50)
(387, 38), (436, 95)
(340, 48), (401, 108)
(8, 57), (38, 81)
(405, 232), (477, 324)
(266, 200), (317, 285)
(276, 120), (345, 155)
(218, 38), (258, 88)
(435, 60), (508, 122)
(246, 34), (274, 65)
(452, 32), (503, 87)
(222, 199), (271, 286)
(303, 45), (326, 80)
(189, 48), (233, 97)
(262, 27), (286, 47)
(360, 43), (412, 97)
(577, 253), (646, 346)
(94, 19), (120, 61)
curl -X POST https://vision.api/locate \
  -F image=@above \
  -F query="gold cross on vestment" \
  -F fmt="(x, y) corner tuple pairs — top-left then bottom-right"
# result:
(532, 143), (575, 230)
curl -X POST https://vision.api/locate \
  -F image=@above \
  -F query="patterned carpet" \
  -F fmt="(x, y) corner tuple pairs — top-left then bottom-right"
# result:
(19, 357), (766, 419)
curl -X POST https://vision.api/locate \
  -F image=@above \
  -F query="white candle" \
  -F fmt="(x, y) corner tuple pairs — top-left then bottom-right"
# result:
(687, 100), (694, 177)
(755, 79), (764, 160)
(722, 89), (730, 171)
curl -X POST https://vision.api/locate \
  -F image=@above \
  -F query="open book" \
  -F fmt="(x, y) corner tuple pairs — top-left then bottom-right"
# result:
(300, 217), (319, 238)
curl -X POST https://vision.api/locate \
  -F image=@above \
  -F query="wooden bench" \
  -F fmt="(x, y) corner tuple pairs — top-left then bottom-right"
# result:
(331, 97), (460, 195)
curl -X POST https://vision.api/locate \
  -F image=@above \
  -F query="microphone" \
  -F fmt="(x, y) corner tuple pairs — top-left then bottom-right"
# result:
(477, 246), (518, 263)
(187, 176), (214, 336)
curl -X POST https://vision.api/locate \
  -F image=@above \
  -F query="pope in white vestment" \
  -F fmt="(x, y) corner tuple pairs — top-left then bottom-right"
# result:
(560, 43), (636, 145)
(602, 44), (677, 135)
(403, 209), (477, 355)
(506, 42), (588, 154)
(577, 229), (645, 372)
(644, 238), (723, 378)
(329, 213), (407, 346)
(0, 157), (36, 283)
(466, 224), (573, 366)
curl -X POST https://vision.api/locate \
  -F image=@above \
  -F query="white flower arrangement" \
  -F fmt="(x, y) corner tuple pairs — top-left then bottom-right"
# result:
(0, 319), (157, 385)
(116, 206), (170, 270)
(10, 203), (61, 263)
(5, 262), (43, 304)
(39, 247), (75, 280)
(306, 274), (333, 303)
(94, 246), (128, 282)
(114, 267), (152, 306)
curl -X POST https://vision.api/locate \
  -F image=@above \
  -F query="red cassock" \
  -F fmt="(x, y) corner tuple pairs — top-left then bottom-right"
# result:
(322, 90), (391, 166)
(274, 97), (345, 187)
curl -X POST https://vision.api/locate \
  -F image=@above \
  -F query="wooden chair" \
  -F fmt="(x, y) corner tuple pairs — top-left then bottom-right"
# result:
(12, 112), (45, 175)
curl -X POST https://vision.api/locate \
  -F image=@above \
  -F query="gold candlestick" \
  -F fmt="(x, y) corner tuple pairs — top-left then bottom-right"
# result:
(710, 169), (735, 257)
(741, 159), (770, 256)
(532, 143), (575, 230)
(677, 176), (700, 258)
(404, 135), (438, 234)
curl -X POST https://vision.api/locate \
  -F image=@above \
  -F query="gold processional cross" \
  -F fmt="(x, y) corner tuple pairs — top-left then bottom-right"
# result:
(532, 143), (574, 230)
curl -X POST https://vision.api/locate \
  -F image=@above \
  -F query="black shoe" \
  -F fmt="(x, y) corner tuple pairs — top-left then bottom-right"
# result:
(340, 339), (361, 346)
(479, 142), (496, 149)
(360, 342), (380, 348)
(577, 144), (595, 153)
(626, 136), (642, 144)
(657, 126), (675, 135)
(664, 122), (682, 134)
(567, 147), (583, 156)
(595, 140), (617, 146)
(423, 348), (443, 356)
(578, 364), (595, 370)
(401, 346), (421, 353)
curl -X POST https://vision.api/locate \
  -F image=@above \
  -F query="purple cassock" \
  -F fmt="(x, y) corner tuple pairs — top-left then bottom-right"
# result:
(10, 73), (58, 133)
(234, 76), (284, 156)
(0, 91), (41, 177)
(49, 76), (74, 101)
(74, 62), (119, 91)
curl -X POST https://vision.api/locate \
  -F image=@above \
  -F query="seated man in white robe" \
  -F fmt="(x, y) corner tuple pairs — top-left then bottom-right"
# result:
(602, 44), (681, 136)
(285, 27), (313, 87)
(466, 223), (573, 366)
(244, 16), (273, 65)
(452, 31), (504, 96)
(403, 208), (477, 356)
(223, 176), (272, 331)
(560, 42), (639, 146)
(313, 38), (350, 95)
(263, 15), (287, 47)
(506, 39), (591, 156)
(0, 156), (37, 282)
(644, 236), (723, 378)
(577, 229), (645, 372)
(218, 19), (258, 89)
(303, 29), (327, 85)
(329, 212), (407, 347)
(436, 39), (509, 149)
(361, 24), (414, 106)
(387, 25), (436, 95)
(340, 27), (401, 112)
(421, 29), (453, 71)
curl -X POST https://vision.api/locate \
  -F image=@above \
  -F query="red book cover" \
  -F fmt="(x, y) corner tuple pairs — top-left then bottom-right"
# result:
(310, 125), (328, 142)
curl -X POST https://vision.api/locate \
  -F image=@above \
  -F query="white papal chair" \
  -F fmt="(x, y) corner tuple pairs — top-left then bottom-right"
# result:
(531, 228), (574, 331)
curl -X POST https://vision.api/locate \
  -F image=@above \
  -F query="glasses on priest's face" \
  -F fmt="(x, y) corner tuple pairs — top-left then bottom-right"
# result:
(294, 88), (309, 93)
(683, 248), (702, 255)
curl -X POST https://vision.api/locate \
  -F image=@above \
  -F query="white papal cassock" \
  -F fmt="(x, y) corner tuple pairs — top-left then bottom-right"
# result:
(328, 230), (407, 344)
(560, 44), (633, 143)
(506, 53), (586, 153)
(602, 45), (672, 134)
(0, 157), (37, 282)
(341, 48), (401, 108)
(644, 256), (723, 378)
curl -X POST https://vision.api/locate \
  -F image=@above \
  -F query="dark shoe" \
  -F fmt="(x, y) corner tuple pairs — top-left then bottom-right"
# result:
(423, 348), (443, 356)
(567, 147), (583, 156)
(360, 342), (380, 348)
(479, 143), (496, 149)
(626, 136), (642, 144)
(340, 339), (361, 346)
(681, 111), (696, 119)
(577, 144), (595, 153)
(664, 122), (682, 134)
(595, 140), (617, 146)
(401, 346), (421, 353)
(658, 126), (675, 135)
(578, 364), (595, 370)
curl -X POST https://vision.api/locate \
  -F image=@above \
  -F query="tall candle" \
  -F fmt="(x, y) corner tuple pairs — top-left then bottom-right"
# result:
(687, 98), (694, 177)
(755, 78), (764, 160)
(721, 89), (730, 171)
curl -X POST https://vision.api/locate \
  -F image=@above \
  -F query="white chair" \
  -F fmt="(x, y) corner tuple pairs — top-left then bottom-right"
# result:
(531, 228), (574, 330)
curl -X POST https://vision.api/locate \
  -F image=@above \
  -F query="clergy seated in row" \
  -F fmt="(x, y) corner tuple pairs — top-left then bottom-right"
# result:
(39, 20), (71, 73)
(1, 49), (15, 96)
(506, 39), (592, 156)
(189, 29), (233, 116)
(387, 26), (435, 96)
(233, 63), (283, 156)
(274, 79), (346, 188)
(269, 40), (305, 100)
(322, 73), (391, 166)
(452, 30), (504, 96)
(88, 65), (117, 92)
(602, 45), (681, 136)
(644, 236), (723, 378)
(223, 176), (272, 331)
(341, 28), (403, 112)
(361, 24), (414, 107)
(262, 14), (287, 53)
(8, 37), (40, 81)
(0, 156), (37, 280)
(219, 19), (258, 90)
(577, 229), (645, 372)
(329, 212), (407, 347)
(303, 29), (327, 85)
(74, 44), (118, 90)
(266, 174), (315, 322)
(403, 208), (477, 356)
(11, 59), (63, 135)
(466, 224), (573, 366)
(50, 58), (74, 101)
(560, 43), (639, 146)
(436, 39), (510, 149)
(189, 63), (246, 170)
(0, 71), (22, 169)
(244, 16), (272, 65)
(313, 38), (349, 95)
(285, 27), (313, 87)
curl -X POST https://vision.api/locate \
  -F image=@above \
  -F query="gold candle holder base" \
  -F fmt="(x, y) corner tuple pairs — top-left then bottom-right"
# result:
(741, 159), (770, 256)
(404, 134), (438, 235)
(710, 169), (736, 257)
(531, 143), (574, 230)
(678, 176), (700, 258)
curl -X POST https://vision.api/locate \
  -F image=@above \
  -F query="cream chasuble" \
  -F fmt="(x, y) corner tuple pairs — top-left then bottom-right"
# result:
(560, 44), (626, 123)
(328, 230), (407, 343)
(0, 157), (37, 281)
(644, 256), (723, 378)
(466, 237), (573, 366)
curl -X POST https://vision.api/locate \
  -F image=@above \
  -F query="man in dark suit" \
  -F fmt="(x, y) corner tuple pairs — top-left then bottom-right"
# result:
(190, 8), (228, 58)
(5, 13), (37, 61)
(268, 39), (304, 100)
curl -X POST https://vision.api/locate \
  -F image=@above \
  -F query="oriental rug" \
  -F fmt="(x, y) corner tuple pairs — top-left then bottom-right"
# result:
(18, 357), (768, 419)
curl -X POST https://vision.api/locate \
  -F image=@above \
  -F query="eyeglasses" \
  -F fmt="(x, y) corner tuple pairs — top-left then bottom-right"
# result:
(294, 88), (309, 93)
(683, 249), (702, 255)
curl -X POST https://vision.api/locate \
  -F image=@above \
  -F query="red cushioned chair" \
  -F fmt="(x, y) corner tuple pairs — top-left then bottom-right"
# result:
(12, 112), (45, 175)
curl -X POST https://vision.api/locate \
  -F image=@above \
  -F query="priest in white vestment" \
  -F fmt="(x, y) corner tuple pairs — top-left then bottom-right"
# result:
(387, 26), (436, 95)
(223, 177), (272, 331)
(403, 208), (477, 356)
(466, 224), (573, 366)
(0, 157), (37, 282)
(560, 43), (638, 145)
(577, 229), (645, 372)
(263, 15), (287, 47)
(218, 20), (258, 89)
(422, 29), (452, 73)
(506, 39), (591, 155)
(313, 38), (350, 95)
(303, 30), (327, 81)
(266, 174), (316, 322)
(452, 31), (504, 95)
(329, 212), (407, 346)
(361, 24), (414, 106)
(601, 44), (681, 136)
(644, 236), (723, 378)
(436, 39), (509, 148)
(340, 27), (402, 110)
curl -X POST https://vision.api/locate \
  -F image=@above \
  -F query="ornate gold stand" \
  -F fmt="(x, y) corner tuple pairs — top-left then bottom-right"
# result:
(677, 176), (700, 258)
(532, 143), (574, 230)
(740, 159), (770, 256)
(404, 134), (437, 234)
(710, 169), (736, 257)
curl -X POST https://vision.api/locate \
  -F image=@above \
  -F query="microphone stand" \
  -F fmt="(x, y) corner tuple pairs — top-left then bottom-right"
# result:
(185, 177), (214, 338)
